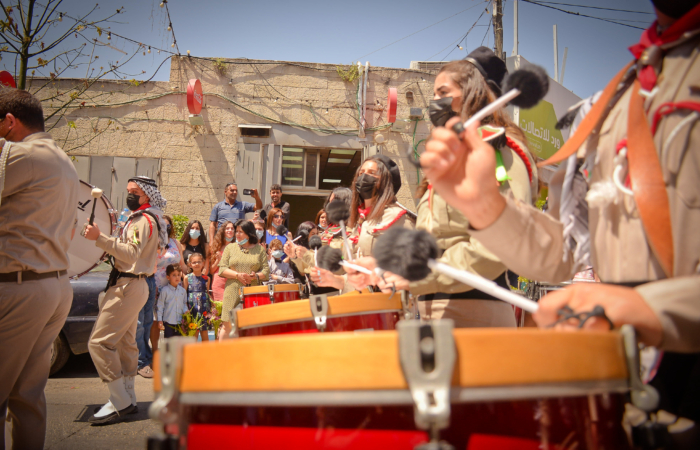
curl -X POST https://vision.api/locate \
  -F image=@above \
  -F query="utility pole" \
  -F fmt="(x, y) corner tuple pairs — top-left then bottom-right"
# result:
(493, 0), (504, 60)
(512, 0), (518, 56)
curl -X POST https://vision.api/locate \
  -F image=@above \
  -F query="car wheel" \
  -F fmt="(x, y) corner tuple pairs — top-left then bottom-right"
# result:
(50, 333), (70, 376)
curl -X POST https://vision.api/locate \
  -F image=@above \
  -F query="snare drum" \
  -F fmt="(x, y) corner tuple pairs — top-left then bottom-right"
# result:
(68, 180), (117, 278)
(236, 291), (405, 336)
(151, 327), (634, 450)
(241, 284), (301, 308)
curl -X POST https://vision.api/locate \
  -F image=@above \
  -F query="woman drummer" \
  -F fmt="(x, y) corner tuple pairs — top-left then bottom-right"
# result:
(350, 48), (537, 327)
(309, 154), (413, 292)
(217, 219), (269, 340)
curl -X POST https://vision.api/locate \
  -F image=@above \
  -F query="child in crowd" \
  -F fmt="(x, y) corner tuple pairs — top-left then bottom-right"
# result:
(182, 252), (211, 342)
(156, 264), (188, 338)
(267, 239), (294, 284)
(253, 219), (267, 251)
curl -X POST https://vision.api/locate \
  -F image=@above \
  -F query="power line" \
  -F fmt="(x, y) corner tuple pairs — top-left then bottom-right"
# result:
(532, 1), (654, 15)
(521, 0), (646, 30)
(355, 1), (486, 61)
(428, 8), (488, 62)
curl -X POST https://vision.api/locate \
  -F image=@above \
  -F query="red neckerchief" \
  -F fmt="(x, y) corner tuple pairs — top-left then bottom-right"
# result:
(357, 204), (371, 220)
(136, 203), (152, 211)
(629, 3), (700, 91)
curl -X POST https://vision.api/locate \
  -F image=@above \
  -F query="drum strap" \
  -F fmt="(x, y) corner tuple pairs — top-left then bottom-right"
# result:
(0, 140), (11, 208)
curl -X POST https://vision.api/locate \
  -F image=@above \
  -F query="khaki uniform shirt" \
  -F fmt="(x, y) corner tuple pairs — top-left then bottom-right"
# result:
(470, 35), (700, 352)
(353, 204), (413, 259)
(0, 133), (79, 273)
(95, 213), (158, 275)
(410, 136), (536, 296)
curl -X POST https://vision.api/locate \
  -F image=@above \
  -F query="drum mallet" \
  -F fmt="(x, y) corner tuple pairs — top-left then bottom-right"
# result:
(374, 227), (539, 313)
(89, 187), (103, 226)
(325, 199), (354, 261)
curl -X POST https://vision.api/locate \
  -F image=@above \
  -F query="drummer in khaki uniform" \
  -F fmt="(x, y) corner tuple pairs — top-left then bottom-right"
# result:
(349, 50), (538, 327)
(422, 0), (700, 433)
(0, 89), (79, 449)
(82, 177), (161, 425)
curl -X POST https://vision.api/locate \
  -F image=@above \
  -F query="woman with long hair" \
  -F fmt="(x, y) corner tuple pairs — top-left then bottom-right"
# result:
(218, 220), (269, 340)
(318, 187), (352, 246)
(350, 48), (537, 328)
(209, 221), (234, 302)
(309, 154), (412, 291)
(264, 207), (289, 246)
(315, 209), (328, 232)
(180, 220), (210, 275)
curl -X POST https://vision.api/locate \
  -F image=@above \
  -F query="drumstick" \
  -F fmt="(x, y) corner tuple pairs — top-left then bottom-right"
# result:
(89, 188), (103, 226)
(374, 228), (539, 313)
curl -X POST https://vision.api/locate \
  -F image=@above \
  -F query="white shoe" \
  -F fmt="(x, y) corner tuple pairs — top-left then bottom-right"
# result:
(88, 378), (135, 424)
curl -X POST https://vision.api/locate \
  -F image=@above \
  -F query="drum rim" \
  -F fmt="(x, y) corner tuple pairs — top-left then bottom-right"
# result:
(239, 309), (401, 331)
(178, 379), (629, 407)
(242, 284), (300, 295)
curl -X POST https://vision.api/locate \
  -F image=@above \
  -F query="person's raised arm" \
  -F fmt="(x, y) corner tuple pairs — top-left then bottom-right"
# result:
(251, 189), (263, 210)
(208, 221), (217, 250)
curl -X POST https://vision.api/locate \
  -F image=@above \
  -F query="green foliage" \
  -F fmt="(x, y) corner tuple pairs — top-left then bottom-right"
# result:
(336, 63), (359, 83)
(172, 214), (189, 240)
(213, 58), (227, 76)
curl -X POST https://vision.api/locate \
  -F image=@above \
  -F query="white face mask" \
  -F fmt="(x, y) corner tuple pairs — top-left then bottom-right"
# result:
(272, 250), (285, 259)
(256, 230), (265, 239)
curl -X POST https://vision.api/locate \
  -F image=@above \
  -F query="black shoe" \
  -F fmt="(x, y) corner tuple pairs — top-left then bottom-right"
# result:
(88, 404), (136, 425)
(93, 404), (138, 415)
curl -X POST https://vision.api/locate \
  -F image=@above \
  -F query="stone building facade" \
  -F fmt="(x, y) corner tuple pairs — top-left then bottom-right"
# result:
(44, 56), (435, 234)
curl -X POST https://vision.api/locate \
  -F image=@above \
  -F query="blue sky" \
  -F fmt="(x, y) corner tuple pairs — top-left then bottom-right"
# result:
(4, 0), (656, 99)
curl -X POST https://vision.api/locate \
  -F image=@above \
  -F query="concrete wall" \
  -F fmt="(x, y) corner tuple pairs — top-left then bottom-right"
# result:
(42, 56), (437, 231)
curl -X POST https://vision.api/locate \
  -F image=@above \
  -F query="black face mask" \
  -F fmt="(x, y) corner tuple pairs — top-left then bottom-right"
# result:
(356, 173), (378, 200)
(429, 97), (458, 127)
(126, 193), (141, 211)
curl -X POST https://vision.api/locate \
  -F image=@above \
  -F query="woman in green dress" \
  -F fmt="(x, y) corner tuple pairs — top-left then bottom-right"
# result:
(218, 219), (269, 340)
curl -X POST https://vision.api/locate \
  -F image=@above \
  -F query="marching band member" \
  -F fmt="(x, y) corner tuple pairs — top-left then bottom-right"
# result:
(83, 176), (165, 425)
(0, 89), (79, 449)
(422, 0), (700, 437)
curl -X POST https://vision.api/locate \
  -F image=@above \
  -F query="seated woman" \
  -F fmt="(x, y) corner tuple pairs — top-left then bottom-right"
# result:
(217, 220), (269, 340)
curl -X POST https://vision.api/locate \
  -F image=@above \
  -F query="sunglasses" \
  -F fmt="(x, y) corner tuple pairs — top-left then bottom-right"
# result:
(273, 215), (284, 219)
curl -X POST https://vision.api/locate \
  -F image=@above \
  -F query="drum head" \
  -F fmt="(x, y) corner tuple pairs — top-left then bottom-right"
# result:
(67, 180), (116, 278)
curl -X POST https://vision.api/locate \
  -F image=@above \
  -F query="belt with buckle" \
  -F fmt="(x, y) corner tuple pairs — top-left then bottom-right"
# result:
(0, 270), (67, 284)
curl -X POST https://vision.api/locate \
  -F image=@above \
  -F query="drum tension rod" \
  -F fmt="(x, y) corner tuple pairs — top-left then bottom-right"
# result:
(309, 294), (329, 332)
(398, 320), (456, 450)
(268, 284), (276, 304)
(621, 325), (660, 412)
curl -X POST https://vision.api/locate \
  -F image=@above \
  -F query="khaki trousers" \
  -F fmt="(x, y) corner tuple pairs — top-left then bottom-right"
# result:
(88, 277), (148, 382)
(419, 299), (517, 328)
(0, 275), (72, 450)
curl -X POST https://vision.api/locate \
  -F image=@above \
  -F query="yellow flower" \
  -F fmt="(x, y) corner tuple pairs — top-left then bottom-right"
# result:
(188, 323), (197, 329)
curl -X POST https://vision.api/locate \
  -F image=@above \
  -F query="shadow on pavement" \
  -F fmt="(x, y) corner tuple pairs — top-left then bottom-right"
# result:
(74, 402), (153, 424)
(51, 352), (99, 379)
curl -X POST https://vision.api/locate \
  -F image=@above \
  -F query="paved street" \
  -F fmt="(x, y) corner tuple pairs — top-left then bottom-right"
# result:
(6, 353), (160, 450)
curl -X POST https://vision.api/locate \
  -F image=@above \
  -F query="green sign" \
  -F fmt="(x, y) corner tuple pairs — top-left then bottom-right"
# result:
(519, 100), (564, 160)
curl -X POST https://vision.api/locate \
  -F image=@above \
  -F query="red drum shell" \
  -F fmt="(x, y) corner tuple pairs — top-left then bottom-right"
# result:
(242, 285), (300, 308)
(240, 311), (400, 337)
(184, 394), (629, 449)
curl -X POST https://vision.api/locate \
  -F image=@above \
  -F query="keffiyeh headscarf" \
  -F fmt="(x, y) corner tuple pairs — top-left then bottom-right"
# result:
(128, 176), (168, 249)
(129, 176), (167, 210)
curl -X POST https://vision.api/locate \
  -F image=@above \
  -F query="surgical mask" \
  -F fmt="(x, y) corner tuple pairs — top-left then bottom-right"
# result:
(429, 97), (458, 127)
(256, 229), (265, 239)
(237, 238), (248, 245)
(126, 193), (141, 211)
(355, 173), (378, 200)
(225, 236), (234, 242)
(272, 250), (285, 259)
(189, 229), (201, 239)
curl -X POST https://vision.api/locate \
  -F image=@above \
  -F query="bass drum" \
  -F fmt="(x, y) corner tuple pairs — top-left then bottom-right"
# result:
(67, 180), (117, 278)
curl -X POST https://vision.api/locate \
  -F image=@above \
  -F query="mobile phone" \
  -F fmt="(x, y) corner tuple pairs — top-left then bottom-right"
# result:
(243, 189), (253, 195)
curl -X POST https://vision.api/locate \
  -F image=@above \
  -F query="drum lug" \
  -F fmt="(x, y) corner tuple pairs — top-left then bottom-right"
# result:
(621, 324), (659, 412)
(398, 320), (455, 449)
(400, 291), (412, 320)
(309, 294), (329, 332)
(268, 284), (275, 304)
(149, 337), (195, 436)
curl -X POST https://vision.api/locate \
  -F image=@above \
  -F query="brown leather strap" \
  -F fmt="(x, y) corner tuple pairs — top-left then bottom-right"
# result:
(537, 62), (634, 168)
(0, 270), (67, 283)
(627, 79), (674, 277)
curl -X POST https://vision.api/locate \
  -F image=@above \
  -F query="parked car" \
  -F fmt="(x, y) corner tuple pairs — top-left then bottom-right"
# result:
(49, 262), (109, 375)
